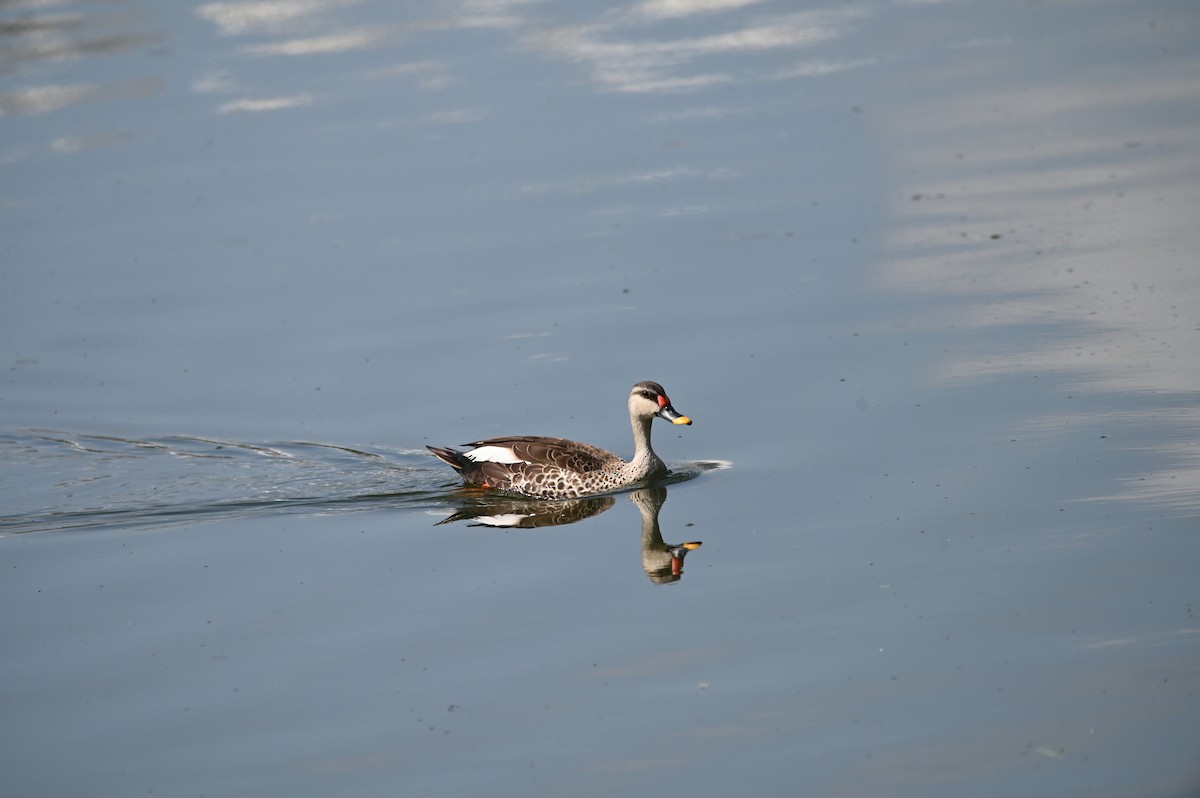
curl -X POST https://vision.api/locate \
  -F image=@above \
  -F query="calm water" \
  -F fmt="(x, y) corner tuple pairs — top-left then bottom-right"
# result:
(3, 1), (1199, 796)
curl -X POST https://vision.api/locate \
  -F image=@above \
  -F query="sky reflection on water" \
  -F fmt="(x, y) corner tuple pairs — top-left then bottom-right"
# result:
(869, 9), (1200, 511)
(2, 1), (1199, 797)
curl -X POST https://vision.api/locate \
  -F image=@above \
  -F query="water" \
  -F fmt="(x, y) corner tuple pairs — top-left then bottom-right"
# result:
(3, 1), (1199, 796)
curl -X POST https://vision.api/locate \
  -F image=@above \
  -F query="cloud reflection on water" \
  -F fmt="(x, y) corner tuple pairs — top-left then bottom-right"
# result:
(873, 22), (1200, 510)
(243, 28), (392, 56)
(217, 93), (315, 113)
(521, 7), (866, 93)
(196, 0), (526, 51)
(191, 0), (866, 95)
(878, 58), (1200, 395)
(195, 0), (366, 37)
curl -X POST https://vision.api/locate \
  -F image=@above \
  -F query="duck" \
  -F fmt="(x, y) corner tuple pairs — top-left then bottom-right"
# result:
(427, 380), (693, 499)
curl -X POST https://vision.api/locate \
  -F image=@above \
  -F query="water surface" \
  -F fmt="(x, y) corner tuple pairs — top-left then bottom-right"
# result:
(2, 1), (1198, 796)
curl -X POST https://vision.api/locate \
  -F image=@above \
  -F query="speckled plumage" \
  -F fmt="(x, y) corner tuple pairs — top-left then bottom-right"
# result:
(428, 381), (692, 499)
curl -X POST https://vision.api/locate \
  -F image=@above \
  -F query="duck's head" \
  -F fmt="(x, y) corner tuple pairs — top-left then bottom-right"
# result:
(629, 381), (692, 425)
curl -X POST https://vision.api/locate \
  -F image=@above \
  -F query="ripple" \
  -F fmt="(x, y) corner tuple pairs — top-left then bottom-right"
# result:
(0, 430), (442, 535)
(0, 432), (731, 535)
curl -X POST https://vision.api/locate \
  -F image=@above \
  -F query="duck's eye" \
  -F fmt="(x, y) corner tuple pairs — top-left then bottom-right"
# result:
(640, 390), (654, 399)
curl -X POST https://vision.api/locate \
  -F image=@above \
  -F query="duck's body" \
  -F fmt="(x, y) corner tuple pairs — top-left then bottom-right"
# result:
(427, 381), (692, 499)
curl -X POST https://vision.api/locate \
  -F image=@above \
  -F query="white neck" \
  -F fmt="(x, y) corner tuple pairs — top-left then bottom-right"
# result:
(625, 412), (664, 479)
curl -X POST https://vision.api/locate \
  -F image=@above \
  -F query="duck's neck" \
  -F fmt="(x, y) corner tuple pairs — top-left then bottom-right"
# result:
(626, 414), (665, 479)
(631, 489), (666, 549)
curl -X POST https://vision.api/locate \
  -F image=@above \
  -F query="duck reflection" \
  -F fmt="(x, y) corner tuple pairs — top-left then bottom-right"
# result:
(629, 487), (702, 585)
(435, 492), (615, 528)
(435, 485), (702, 584)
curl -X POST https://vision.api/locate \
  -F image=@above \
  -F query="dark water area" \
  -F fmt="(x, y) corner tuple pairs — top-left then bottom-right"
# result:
(3, 1), (1199, 796)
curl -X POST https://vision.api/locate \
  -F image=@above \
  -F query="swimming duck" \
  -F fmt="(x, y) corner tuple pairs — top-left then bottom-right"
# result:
(427, 381), (692, 499)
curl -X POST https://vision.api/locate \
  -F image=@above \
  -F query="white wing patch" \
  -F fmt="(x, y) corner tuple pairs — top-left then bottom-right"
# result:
(473, 514), (532, 528)
(464, 445), (530, 465)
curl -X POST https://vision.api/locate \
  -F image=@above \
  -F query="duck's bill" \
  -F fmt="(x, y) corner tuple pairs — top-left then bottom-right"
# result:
(658, 404), (693, 425)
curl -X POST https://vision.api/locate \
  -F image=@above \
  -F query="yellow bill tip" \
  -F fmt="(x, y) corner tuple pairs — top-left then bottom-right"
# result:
(672, 415), (693, 425)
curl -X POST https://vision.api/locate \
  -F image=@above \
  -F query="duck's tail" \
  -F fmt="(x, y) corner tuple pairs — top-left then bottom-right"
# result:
(426, 445), (471, 474)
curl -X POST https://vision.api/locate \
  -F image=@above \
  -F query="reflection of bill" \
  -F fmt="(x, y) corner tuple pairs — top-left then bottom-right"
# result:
(434, 485), (702, 585)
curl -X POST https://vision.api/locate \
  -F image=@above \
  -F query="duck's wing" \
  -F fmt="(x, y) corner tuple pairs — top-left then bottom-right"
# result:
(463, 435), (619, 474)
